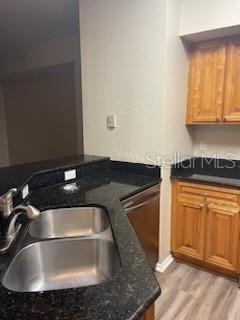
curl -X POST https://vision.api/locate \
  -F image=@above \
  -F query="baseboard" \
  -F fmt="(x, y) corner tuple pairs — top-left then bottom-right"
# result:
(155, 254), (174, 273)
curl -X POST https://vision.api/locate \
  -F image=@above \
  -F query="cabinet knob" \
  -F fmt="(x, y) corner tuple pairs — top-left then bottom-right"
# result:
(207, 203), (213, 210)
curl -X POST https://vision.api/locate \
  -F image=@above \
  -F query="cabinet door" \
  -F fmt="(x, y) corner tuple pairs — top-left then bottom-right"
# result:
(172, 194), (206, 260)
(205, 202), (240, 271)
(223, 39), (240, 122)
(187, 40), (226, 123)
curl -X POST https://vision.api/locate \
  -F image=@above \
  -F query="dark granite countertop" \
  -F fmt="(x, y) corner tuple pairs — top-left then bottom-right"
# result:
(0, 155), (110, 196)
(171, 157), (240, 188)
(0, 156), (161, 320)
(171, 173), (240, 188)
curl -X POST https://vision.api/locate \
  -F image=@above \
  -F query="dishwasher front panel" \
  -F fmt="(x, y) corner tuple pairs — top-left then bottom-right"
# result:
(122, 184), (160, 269)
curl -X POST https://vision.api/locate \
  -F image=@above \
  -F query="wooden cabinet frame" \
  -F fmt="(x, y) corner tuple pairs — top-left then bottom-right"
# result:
(186, 36), (240, 125)
(140, 304), (155, 320)
(171, 180), (240, 279)
(172, 192), (206, 260)
(223, 38), (240, 122)
(205, 201), (240, 271)
(186, 40), (226, 124)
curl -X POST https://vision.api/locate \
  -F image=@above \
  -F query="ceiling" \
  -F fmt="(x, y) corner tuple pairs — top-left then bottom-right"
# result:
(0, 0), (79, 54)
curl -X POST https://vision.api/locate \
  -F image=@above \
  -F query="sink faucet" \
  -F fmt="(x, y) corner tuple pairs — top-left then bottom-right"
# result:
(0, 189), (40, 253)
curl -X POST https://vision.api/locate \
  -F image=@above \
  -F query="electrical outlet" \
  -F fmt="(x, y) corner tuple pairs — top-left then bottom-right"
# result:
(106, 114), (117, 129)
(200, 140), (207, 151)
(64, 169), (76, 181)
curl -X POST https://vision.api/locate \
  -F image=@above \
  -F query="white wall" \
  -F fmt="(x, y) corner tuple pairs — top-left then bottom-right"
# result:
(158, 0), (194, 262)
(79, 0), (166, 163)
(180, 0), (240, 37)
(0, 85), (9, 167)
(79, 0), (194, 263)
(193, 127), (240, 160)
(162, 1), (193, 159)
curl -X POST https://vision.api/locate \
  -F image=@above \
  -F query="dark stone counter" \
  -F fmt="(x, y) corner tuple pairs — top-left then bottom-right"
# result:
(171, 157), (240, 188)
(0, 155), (161, 320)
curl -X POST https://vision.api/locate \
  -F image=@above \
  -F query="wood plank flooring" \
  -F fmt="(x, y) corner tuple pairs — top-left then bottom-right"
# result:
(155, 262), (240, 320)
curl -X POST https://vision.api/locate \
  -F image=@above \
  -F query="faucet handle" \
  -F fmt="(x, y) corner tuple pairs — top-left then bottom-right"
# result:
(0, 188), (17, 218)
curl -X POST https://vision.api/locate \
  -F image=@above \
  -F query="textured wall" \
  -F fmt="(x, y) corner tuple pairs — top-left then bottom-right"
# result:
(180, 0), (240, 36)
(0, 33), (83, 154)
(3, 63), (78, 165)
(158, 0), (194, 263)
(193, 127), (240, 160)
(79, 0), (166, 163)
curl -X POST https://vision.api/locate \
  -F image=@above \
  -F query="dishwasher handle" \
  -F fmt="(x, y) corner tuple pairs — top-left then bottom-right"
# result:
(123, 191), (160, 213)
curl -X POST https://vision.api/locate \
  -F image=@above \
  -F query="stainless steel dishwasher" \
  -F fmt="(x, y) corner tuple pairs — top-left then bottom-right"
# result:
(121, 184), (160, 269)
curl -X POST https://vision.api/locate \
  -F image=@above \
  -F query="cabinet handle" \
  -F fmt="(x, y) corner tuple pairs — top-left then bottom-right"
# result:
(123, 192), (160, 212)
(200, 200), (207, 208)
(207, 203), (212, 210)
(207, 202), (217, 210)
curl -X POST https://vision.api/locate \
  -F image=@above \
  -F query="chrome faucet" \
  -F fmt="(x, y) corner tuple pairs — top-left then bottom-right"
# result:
(0, 189), (40, 253)
(0, 189), (17, 218)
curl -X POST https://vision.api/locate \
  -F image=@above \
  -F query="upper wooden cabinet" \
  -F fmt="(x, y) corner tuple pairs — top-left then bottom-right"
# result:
(186, 37), (240, 124)
(187, 40), (226, 123)
(224, 39), (240, 122)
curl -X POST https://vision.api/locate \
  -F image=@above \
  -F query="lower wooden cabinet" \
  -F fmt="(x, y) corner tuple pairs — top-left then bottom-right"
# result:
(140, 304), (155, 320)
(171, 180), (240, 277)
(172, 193), (205, 260)
(205, 201), (240, 271)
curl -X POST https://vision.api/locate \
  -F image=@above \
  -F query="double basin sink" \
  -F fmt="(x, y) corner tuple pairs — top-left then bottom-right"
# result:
(2, 207), (120, 293)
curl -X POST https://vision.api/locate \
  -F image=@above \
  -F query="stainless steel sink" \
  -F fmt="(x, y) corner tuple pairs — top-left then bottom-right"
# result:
(2, 237), (120, 292)
(29, 207), (109, 239)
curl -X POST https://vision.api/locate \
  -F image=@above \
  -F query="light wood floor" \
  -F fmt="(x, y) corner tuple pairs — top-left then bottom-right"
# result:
(155, 262), (240, 320)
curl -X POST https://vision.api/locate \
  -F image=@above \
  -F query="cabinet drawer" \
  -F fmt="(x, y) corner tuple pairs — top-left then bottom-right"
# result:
(177, 181), (240, 204)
